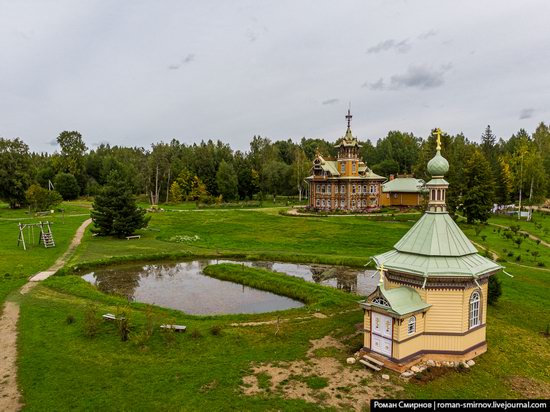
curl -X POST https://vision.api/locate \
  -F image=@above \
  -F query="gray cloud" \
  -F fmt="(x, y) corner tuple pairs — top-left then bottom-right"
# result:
(245, 29), (258, 42)
(418, 29), (438, 40)
(362, 78), (385, 90)
(519, 108), (534, 119)
(367, 38), (411, 54)
(168, 54), (195, 70)
(322, 98), (339, 105)
(365, 64), (452, 91)
(48, 139), (58, 147)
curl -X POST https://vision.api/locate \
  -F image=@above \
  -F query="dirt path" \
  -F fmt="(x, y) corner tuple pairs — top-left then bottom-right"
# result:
(0, 218), (92, 411)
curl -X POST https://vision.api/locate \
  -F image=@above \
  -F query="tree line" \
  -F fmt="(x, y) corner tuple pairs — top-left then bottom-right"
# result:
(1, 123), (549, 221)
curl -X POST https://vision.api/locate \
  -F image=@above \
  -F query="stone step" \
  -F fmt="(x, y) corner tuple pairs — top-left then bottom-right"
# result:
(362, 355), (384, 367)
(359, 359), (381, 371)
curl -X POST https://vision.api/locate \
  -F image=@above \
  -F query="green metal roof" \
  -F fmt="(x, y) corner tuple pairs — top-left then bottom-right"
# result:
(373, 249), (502, 278)
(394, 212), (478, 256)
(382, 178), (425, 193)
(426, 178), (448, 186)
(361, 285), (431, 316)
(372, 211), (502, 278)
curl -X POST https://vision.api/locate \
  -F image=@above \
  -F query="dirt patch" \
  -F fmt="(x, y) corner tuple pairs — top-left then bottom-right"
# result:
(0, 302), (22, 411)
(507, 376), (550, 398)
(241, 335), (401, 410)
(19, 282), (37, 295)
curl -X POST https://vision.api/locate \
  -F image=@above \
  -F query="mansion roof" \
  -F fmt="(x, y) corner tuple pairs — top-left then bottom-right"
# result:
(382, 178), (425, 193)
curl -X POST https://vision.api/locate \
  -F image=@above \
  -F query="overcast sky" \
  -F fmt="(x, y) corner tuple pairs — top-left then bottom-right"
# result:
(1, 0), (549, 153)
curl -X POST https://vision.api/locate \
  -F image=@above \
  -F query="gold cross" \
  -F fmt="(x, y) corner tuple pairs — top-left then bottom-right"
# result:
(434, 128), (442, 151)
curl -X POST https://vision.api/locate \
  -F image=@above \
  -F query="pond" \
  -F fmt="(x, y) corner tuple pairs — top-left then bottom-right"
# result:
(82, 260), (378, 315)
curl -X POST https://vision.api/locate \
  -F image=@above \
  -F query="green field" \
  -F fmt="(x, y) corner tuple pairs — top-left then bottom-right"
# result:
(1, 203), (549, 410)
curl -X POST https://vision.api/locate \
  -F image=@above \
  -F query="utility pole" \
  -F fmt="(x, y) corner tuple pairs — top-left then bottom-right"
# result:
(518, 151), (524, 220)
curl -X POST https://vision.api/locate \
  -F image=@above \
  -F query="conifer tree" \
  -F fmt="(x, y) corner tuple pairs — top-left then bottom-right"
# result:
(461, 150), (495, 223)
(91, 171), (149, 237)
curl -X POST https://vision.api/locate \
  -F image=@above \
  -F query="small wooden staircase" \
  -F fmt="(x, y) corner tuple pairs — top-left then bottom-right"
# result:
(359, 354), (384, 371)
(39, 222), (56, 248)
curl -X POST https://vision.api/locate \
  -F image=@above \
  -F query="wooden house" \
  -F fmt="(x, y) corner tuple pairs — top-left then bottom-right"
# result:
(379, 176), (426, 208)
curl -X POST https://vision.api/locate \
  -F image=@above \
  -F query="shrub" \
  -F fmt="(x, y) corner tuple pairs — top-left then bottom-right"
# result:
(210, 325), (222, 336)
(25, 184), (62, 211)
(190, 328), (203, 339)
(488, 275), (502, 305)
(116, 308), (130, 342)
(515, 255), (521, 262)
(83, 303), (100, 337)
(66, 314), (75, 324)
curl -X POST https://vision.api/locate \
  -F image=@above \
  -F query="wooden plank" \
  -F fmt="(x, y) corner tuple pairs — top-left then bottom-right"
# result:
(363, 355), (384, 367)
(359, 359), (381, 371)
(102, 313), (125, 321)
(126, 235), (141, 240)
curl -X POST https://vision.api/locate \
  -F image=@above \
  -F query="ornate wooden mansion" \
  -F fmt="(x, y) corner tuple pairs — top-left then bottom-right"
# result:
(306, 111), (385, 211)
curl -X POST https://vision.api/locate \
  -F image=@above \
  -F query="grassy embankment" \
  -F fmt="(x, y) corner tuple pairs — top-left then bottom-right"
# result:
(0, 202), (90, 306)
(9, 206), (550, 408)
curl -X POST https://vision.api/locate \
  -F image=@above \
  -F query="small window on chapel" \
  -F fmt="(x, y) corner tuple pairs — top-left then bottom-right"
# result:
(469, 291), (481, 329)
(408, 316), (416, 335)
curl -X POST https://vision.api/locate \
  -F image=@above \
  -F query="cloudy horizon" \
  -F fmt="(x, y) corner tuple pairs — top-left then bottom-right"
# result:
(1, 0), (549, 153)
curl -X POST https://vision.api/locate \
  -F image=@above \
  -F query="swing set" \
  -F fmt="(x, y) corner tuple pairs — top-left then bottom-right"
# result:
(17, 221), (56, 250)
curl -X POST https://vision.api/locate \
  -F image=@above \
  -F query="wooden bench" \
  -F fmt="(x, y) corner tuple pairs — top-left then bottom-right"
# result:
(160, 324), (187, 332)
(126, 235), (141, 240)
(102, 313), (125, 321)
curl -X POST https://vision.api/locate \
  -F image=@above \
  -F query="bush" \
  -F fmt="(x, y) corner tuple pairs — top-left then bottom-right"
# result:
(25, 184), (63, 211)
(66, 314), (75, 324)
(54, 173), (80, 200)
(210, 325), (222, 336)
(83, 303), (100, 337)
(488, 275), (502, 305)
(190, 328), (203, 339)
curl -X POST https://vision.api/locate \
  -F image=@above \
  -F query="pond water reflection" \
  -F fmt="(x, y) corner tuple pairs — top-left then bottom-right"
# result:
(82, 260), (377, 315)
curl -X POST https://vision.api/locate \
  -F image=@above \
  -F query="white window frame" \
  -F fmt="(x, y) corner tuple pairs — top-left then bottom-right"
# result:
(469, 291), (481, 329)
(315, 199), (320, 207)
(372, 297), (389, 307)
(408, 316), (416, 335)
(341, 163), (345, 173)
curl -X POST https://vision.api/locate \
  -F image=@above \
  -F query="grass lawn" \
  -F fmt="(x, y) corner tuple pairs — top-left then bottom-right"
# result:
(488, 211), (550, 244)
(69, 208), (415, 268)
(5, 204), (550, 409)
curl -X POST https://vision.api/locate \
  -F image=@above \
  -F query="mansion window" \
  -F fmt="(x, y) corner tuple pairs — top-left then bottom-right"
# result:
(321, 200), (325, 207)
(316, 199), (320, 207)
(316, 184), (320, 193)
(363, 185), (367, 193)
(341, 163), (345, 173)
(362, 199), (366, 207)
(327, 185), (331, 194)
(321, 184), (325, 193)
(340, 199), (345, 208)
(408, 316), (416, 335)
(352, 184), (356, 194)
(369, 185), (376, 194)
(327, 199), (331, 208)
(469, 291), (481, 329)
(352, 162), (356, 173)
(352, 200), (356, 208)
(341, 185), (345, 193)
(335, 185), (339, 194)
(393, 193), (398, 199)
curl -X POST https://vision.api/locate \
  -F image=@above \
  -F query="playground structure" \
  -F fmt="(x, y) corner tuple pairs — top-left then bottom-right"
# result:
(17, 221), (56, 250)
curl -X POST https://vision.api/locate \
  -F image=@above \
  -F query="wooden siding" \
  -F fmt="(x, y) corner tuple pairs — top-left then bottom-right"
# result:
(425, 289), (464, 333)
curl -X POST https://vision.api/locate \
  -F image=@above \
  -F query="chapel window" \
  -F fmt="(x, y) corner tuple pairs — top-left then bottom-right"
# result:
(469, 291), (481, 329)
(408, 316), (416, 335)
(372, 297), (389, 307)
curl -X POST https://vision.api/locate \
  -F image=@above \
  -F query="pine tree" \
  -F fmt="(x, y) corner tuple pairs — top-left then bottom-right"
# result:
(91, 171), (149, 237)
(461, 150), (495, 223)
